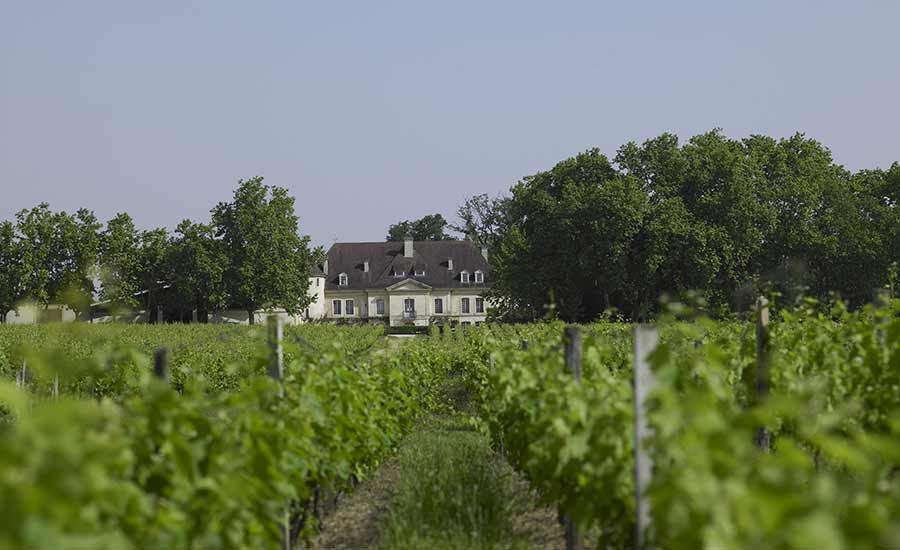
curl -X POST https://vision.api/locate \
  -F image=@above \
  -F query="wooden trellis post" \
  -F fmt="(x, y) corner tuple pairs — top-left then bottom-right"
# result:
(154, 348), (170, 382)
(874, 288), (890, 347)
(268, 316), (284, 394)
(563, 326), (585, 550)
(18, 359), (26, 389)
(267, 316), (290, 550)
(755, 297), (771, 452)
(632, 324), (658, 550)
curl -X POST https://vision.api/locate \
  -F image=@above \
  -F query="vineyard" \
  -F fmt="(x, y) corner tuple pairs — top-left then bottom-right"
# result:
(1, 298), (899, 549)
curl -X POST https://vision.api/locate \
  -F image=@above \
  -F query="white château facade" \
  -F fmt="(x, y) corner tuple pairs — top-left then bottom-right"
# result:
(314, 237), (490, 327)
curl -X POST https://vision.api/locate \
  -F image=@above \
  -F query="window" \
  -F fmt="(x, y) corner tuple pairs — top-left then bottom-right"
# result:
(461, 297), (470, 314)
(460, 271), (470, 283)
(434, 298), (443, 314)
(476, 297), (484, 313)
(415, 269), (425, 276)
(393, 269), (406, 278)
(332, 300), (342, 315)
(404, 298), (415, 312)
(376, 299), (385, 315)
(345, 299), (354, 315)
(338, 273), (348, 286)
(474, 270), (484, 283)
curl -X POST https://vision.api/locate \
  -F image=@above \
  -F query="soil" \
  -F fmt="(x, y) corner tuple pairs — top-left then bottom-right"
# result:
(509, 477), (566, 550)
(303, 458), (400, 549)
(303, 455), (565, 549)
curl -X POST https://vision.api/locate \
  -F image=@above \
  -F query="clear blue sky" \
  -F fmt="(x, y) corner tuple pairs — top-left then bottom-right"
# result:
(3, 1), (899, 247)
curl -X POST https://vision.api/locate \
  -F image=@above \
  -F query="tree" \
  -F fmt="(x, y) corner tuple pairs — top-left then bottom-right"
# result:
(15, 203), (57, 307)
(212, 177), (315, 323)
(450, 194), (508, 248)
(55, 208), (102, 319)
(485, 130), (898, 321)
(490, 149), (646, 321)
(386, 214), (452, 241)
(167, 220), (227, 321)
(10, 204), (102, 319)
(99, 213), (141, 313)
(0, 221), (23, 322)
(136, 228), (170, 322)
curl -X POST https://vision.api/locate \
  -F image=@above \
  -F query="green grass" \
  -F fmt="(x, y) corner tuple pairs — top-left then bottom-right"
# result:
(379, 416), (529, 550)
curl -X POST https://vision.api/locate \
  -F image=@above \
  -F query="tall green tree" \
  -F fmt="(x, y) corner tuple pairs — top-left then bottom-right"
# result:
(0, 221), (23, 323)
(450, 194), (508, 248)
(135, 228), (170, 322)
(167, 220), (227, 321)
(487, 131), (898, 321)
(15, 203), (57, 307)
(10, 204), (102, 319)
(55, 208), (102, 319)
(99, 213), (141, 313)
(491, 149), (647, 321)
(212, 177), (315, 323)
(386, 214), (452, 241)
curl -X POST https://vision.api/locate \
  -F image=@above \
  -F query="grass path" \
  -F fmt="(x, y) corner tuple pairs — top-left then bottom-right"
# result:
(306, 415), (564, 549)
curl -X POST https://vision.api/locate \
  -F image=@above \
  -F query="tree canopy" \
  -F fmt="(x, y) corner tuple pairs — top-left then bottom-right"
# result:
(212, 176), (317, 323)
(386, 214), (453, 241)
(483, 131), (900, 322)
(1, 178), (317, 323)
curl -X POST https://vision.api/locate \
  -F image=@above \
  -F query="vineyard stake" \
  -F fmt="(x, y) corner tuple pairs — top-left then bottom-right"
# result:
(154, 348), (170, 382)
(874, 288), (890, 348)
(267, 316), (290, 550)
(564, 327), (582, 382)
(268, 316), (284, 389)
(53, 375), (58, 400)
(489, 352), (504, 458)
(633, 324), (658, 550)
(755, 297), (771, 452)
(563, 326), (585, 550)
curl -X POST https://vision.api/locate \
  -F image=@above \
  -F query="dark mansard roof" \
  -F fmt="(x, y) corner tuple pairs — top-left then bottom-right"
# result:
(322, 240), (489, 291)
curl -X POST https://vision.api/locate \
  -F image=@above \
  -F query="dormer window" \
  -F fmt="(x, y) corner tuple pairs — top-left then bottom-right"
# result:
(414, 267), (425, 277)
(460, 270), (470, 283)
(338, 273), (348, 286)
(474, 270), (484, 283)
(393, 269), (406, 278)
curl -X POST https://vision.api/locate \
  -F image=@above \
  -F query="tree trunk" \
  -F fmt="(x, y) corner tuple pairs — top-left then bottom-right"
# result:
(248, 309), (255, 325)
(0, 311), (6, 324)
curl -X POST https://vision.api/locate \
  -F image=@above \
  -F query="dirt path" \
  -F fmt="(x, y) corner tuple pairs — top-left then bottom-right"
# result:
(509, 479), (566, 549)
(304, 422), (565, 549)
(304, 458), (401, 549)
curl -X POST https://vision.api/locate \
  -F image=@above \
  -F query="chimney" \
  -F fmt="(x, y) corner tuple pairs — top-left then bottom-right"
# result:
(447, 257), (454, 271)
(404, 235), (414, 258)
(323, 259), (329, 275)
(363, 260), (369, 273)
(481, 246), (488, 261)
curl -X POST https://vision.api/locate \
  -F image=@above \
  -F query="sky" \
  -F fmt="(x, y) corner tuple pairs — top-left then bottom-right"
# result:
(3, 1), (899, 248)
